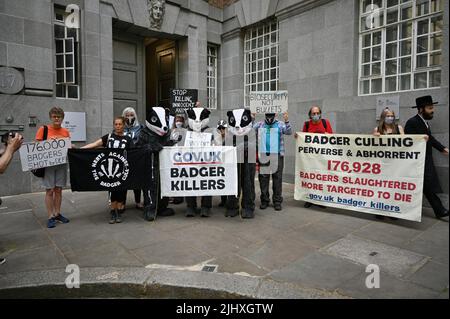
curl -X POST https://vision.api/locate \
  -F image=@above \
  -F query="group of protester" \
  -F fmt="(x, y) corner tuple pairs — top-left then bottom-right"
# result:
(1, 96), (448, 233)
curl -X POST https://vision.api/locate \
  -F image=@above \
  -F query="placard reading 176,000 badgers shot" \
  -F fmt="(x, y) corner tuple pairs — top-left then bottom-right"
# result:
(19, 138), (70, 171)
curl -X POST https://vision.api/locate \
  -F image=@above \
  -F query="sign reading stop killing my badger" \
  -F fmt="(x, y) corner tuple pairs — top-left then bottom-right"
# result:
(19, 138), (70, 171)
(249, 91), (288, 114)
(294, 133), (427, 222)
(160, 146), (238, 197)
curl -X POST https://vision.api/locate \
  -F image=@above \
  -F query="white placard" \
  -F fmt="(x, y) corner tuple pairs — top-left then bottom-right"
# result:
(62, 112), (86, 141)
(184, 131), (212, 147)
(294, 133), (426, 222)
(249, 91), (288, 114)
(19, 138), (71, 171)
(160, 146), (238, 197)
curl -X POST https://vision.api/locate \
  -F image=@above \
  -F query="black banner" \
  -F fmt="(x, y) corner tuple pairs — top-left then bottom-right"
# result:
(170, 89), (198, 114)
(68, 148), (152, 191)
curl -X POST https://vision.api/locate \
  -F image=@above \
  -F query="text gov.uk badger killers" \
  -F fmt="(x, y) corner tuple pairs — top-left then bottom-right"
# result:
(170, 150), (226, 191)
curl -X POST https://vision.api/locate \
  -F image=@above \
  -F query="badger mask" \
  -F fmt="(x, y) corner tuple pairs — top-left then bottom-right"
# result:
(227, 109), (253, 136)
(145, 107), (170, 136)
(186, 108), (210, 132)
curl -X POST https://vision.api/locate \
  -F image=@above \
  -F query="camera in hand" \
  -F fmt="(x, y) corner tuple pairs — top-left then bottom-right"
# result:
(1, 131), (19, 145)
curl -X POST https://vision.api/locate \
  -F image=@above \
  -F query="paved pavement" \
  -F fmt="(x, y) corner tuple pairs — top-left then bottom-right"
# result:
(0, 184), (448, 298)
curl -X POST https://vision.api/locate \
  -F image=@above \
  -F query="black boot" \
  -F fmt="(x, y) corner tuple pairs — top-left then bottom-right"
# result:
(143, 206), (156, 221)
(200, 207), (211, 217)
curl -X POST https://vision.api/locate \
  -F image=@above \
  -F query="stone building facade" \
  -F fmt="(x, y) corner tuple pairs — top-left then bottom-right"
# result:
(0, 0), (448, 208)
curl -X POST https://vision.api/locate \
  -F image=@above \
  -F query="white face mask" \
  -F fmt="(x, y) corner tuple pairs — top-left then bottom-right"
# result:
(311, 114), (321, 122)
(175, 122), (183, 128)
(385, 116), (395, 124)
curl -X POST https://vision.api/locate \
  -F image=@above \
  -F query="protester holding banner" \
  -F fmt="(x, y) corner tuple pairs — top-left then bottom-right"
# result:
(373, 108), (404, 136)
(404, 95), (449, 219)
(122, 107), (144, 210)
(35, 107), (71, 228)
(169, 114), (186, 205)
(225, 109), (256, 218)
(302, 105), (333, 134)
(82, 116), (133, 224)
(254, 112), (292, 211)
(184, 107), (213, 217)
(372, 107), (403, 220)
(213, 120), (228, 207)
(135, 107), (176, 221)
(299, 105), (334, 209)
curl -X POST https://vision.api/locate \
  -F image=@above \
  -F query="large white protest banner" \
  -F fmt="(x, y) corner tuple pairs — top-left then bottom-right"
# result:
(19, 138), (71, 171)
(294, 133), (426, 222)
(160, 146), (238, 197)
(249, 91), (288, 114)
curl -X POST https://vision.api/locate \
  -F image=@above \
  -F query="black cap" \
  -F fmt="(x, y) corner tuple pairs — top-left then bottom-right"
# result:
(413, 95), (438, 109)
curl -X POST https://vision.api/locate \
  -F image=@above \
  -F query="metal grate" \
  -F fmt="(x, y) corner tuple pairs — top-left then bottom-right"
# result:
(202, 265), (218, 272)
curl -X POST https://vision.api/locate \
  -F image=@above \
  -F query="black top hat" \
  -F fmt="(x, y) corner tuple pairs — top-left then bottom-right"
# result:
(413, 95), (438, 109)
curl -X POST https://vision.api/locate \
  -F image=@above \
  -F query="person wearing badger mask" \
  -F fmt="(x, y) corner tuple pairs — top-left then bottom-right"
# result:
(253, 112), (292, 211)
(226, 109), (257, 218)
(135, 107), (177, 221)
(184, 107), (213, 217)
(122, 107), (145, 210)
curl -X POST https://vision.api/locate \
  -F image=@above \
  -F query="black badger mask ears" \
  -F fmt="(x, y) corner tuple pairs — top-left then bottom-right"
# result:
(227, 109), (253, 136)
(146, 107), (170, 136)
(187, 108), (210, 132)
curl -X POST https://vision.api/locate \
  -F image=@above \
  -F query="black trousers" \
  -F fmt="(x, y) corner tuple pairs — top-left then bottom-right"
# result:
(227, 162), (256, 211)
(259, 155), (284, 205)
(133, 189), (143, 203)
(186, 196), (212, 208)
(423, 188), (447, 216)
(142, 154), (169, 212)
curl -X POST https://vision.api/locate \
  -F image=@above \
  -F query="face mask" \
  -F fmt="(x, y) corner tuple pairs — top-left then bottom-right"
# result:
(175, 122), (183, 128)
(311, 114), (321, 122)
(385, 116), (395, 124)
(265, 115), (275, 125)
(126, 116), (135, 126)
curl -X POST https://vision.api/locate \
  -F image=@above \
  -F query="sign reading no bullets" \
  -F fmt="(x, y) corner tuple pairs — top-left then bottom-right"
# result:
(19, 138), (71, 171)
(160, 146), (238, 197)
(294, 133), (426, 222)
(249, 91), (288, 114)
(170, 89), (198, 114)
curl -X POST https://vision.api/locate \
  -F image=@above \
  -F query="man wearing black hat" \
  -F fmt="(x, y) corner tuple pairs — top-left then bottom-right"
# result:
(404, 95), (449, 219)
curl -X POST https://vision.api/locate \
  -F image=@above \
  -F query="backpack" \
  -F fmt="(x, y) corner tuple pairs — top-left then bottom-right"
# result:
(305, 119), (327, 132)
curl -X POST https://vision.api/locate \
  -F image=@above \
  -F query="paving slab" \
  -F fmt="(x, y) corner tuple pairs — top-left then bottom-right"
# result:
(269, 252), (366, 291)
(324, 235), (429, 277)
(406, 260), (449, 293)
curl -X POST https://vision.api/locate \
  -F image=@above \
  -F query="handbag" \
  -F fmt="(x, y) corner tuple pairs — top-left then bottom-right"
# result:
(31, 125), (48, 178)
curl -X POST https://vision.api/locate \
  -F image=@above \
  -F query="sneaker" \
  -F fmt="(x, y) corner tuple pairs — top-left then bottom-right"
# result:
(0, 258), (5, 265)
(158, 208), (175, 217)
(226, 209), (239, 217)
(143, 207), (156, 221)
(115, 213), (122, 223)
(260, 202), (269, 210)
(242, 208), (254, 219)
(274, 203), (282, 211)
(47, 217), (56, 228)
(54, 214), (70, 224)
(109, 211), (116, 224)
(200, 207), (211, 217)
(304, 202), (313, 208)
(185, 207), (196, 217)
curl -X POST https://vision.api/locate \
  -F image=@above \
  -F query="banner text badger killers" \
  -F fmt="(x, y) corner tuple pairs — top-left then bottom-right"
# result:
(160, 146), (238, 197)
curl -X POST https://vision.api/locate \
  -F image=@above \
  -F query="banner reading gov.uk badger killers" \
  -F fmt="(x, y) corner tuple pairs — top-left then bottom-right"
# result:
(160, 146), (238, 197)
(294, 133), (427, 222)
(68, 148), (152, 191)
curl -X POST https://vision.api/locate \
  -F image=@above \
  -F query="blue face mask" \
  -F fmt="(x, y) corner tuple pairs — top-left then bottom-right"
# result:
(311, 114), (321, 122)
(385, 116), (395, 125)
